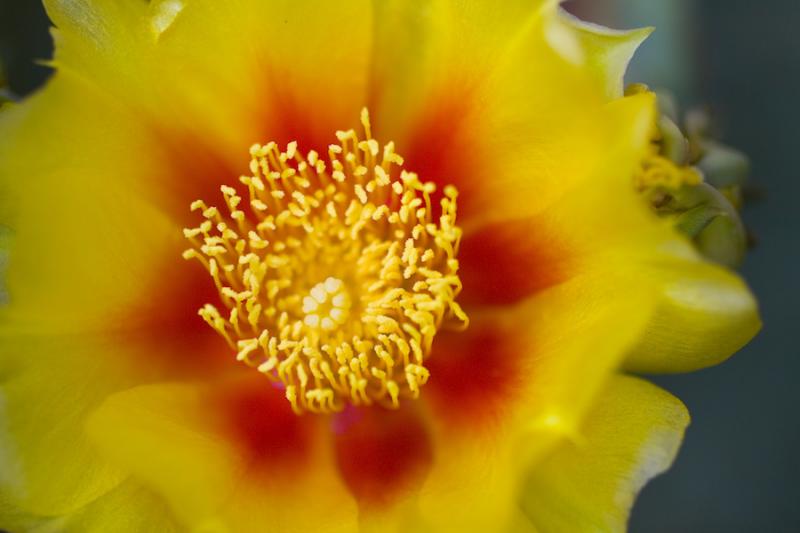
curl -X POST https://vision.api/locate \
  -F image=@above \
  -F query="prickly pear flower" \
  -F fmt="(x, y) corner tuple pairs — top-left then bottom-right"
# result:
(0, 2), (760, 532)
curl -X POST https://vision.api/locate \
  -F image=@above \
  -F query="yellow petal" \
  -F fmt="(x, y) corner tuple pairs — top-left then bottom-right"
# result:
(0, 335), (141, 515)
(507, 509), (543, 533)
(0, 71), (175, 334)
(369, 0), (552, 134)
(416, 264), (660, 531)
(521, 375), (689, 533)
(453, 88), (760, 373)
(554, 10), (652, 98)
(415, 96), (666, 527)
(455, 93), (657, 306)
(504, 265), (660, 455)
(44, 0), (373, 158)
(417, 431), (521, 533)
(1, 480), (180, 533)
(334, 403), (524, 533)
(624, 252), (761, 373)
(43, 481), (180, 533)
(86, 379), (359, 533)
(0, 498), (47, 533)
(372, 3), (653, 227)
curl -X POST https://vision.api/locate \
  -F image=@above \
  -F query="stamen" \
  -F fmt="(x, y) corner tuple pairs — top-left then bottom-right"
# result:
(184, 110), (468, 414)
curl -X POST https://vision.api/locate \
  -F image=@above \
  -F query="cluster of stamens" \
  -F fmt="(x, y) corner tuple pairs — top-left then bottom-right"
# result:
(183, 110), (467, 414)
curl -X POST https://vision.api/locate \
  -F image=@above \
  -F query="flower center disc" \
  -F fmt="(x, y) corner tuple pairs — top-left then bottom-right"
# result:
(183, 110), (468, 414)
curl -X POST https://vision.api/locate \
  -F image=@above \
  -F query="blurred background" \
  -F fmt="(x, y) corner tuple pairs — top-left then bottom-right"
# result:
(1, 1), (798, 532)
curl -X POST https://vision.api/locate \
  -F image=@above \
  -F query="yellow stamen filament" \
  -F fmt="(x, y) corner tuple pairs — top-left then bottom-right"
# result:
(183, 109), (468, 414)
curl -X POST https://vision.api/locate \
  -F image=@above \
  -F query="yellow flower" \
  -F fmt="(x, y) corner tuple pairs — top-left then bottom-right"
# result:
(0, 1), (759, 532)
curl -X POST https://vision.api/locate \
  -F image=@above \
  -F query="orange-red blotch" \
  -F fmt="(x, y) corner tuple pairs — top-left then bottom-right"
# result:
(426, 326), (528, 432)
(402, 87), (485, 221)
(154, 128), (248, 223)
(458, 218), (572, 306)
(122, 253), (232, 378)
(258, 83), (343, 156)
(332, 405), (433, 508)
(216, 376), (314, 471)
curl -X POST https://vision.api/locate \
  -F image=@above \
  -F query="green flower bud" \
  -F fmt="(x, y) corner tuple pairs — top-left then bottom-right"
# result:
(633, 88), (752, 268)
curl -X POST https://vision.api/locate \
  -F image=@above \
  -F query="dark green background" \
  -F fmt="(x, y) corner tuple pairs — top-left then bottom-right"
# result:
(1, 1), (798, 531)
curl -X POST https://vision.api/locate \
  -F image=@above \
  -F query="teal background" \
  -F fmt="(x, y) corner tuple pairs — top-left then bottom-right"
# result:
(2, 1), (799, 531)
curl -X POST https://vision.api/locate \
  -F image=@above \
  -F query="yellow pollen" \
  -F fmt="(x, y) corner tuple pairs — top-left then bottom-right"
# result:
(635, 153), (703, 192)
(183, 109), (468, 414)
